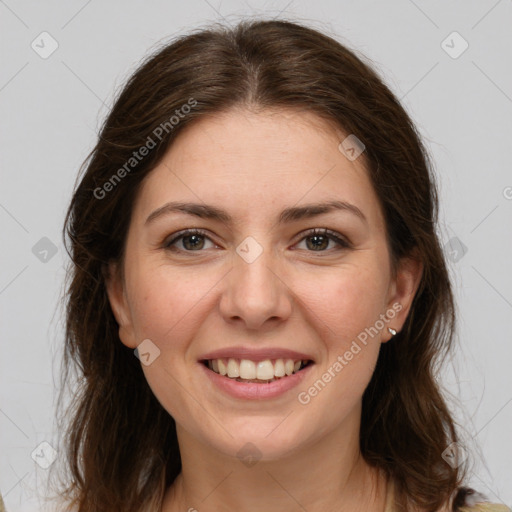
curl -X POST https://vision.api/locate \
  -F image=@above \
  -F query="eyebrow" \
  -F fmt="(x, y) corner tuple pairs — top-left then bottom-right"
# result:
(145, 200), (367, 226)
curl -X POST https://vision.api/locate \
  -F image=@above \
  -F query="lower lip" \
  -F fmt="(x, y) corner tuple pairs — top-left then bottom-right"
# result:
(199, 362), (314, 400)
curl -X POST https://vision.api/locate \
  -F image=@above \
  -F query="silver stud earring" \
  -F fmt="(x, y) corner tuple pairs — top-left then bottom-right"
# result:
(388, 327), (397, 336)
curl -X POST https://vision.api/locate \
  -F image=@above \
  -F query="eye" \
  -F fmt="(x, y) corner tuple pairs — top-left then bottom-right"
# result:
(163, 229), (217, 252)
(295, 228), (350, 252)
(163, 227), (350, 254)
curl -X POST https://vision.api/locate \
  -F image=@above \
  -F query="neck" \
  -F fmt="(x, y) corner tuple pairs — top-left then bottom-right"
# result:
(161, 411), (388, 512)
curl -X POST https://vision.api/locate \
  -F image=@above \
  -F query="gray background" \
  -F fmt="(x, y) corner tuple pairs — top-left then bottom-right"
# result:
(1, 1), (511, 510)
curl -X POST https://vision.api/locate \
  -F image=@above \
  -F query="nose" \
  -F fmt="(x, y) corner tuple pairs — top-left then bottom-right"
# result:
(218, 241), (293, 331)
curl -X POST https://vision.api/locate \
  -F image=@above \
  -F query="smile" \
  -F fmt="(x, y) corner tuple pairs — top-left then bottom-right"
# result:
(202, 358), (313, 383)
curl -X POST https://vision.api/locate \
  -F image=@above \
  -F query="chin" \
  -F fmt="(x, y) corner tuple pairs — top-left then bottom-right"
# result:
(201, 421), (307, 463)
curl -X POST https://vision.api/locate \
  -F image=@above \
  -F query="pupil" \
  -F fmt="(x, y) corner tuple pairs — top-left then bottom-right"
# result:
(184, 234), (204, 250)
(307, 235), (327, 251)
(182, 234), (328, 251)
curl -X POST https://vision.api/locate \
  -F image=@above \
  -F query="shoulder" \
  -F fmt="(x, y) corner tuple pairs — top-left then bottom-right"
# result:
(459, 505), (511, 512)
(385, 481), (510, 512)
(454, 489), (510, 512)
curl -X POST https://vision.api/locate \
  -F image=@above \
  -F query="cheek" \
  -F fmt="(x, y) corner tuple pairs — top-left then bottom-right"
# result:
(296, 265), (386, 419)
(294, 262), (389, 344)
(126, 266), (221, 346)
(127, 268), (218, 424)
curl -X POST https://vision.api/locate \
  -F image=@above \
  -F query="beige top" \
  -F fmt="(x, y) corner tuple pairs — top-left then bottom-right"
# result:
(1, 484), (508, 511)
(384, 479), (511, 512)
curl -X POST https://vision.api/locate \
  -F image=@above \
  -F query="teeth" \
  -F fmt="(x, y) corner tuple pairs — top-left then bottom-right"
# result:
(227, 358), (240, 378)
(206, 357), (309, 381)
(240, 359), (256, 379)
(218, 359), (227, 376)
(256, 360), (274, 380)
(274, 359), (285, 377)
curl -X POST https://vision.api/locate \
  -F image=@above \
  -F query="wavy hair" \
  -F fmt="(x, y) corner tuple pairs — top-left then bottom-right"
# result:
(57, 18), (467, 511)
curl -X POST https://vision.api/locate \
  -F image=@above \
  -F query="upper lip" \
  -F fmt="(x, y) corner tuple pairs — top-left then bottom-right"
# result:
(199, 347), (315, 363)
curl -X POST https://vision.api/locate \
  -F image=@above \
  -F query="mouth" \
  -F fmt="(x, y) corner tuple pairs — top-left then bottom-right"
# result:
(201, 358), (314, 384)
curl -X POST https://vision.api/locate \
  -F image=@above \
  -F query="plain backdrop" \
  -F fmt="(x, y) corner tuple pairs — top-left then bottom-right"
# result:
(1, 1), (511, 510)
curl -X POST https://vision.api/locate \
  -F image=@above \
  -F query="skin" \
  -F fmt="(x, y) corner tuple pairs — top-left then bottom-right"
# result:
(106, 107), (423, 512)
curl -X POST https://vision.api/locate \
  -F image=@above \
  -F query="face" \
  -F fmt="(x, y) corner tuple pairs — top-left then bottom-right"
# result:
(106, 108), (421, 461)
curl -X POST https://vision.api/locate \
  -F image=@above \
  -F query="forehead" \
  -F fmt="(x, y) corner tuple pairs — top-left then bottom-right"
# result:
(134, 108), (384, 230)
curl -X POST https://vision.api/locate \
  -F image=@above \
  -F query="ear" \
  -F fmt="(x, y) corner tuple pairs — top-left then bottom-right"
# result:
(104, 261), (138, 348)
(382, 250), (423, 342)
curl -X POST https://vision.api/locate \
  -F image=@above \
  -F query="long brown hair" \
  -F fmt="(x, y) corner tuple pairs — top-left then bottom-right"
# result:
(57, 18), (467, 511)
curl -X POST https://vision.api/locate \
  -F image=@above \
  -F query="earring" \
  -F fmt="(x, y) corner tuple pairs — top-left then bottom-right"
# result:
(388, 327), (397, 336)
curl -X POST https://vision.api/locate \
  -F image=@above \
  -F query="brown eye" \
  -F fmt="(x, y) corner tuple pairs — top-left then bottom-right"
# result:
(164, 229), (215, 252)
(181, 233), (206, 250)
(296, 228), (350, 252)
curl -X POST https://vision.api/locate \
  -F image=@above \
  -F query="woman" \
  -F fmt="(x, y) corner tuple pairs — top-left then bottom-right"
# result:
(56, 19), (510, 512)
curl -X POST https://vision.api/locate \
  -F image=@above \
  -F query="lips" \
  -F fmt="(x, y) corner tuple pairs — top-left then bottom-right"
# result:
(197, 346), (315, 399)
(199, 347), (314, 383)
(203, 357), (312, 382)
(200, 357), (314, 400)
(199, 347), (315, 363)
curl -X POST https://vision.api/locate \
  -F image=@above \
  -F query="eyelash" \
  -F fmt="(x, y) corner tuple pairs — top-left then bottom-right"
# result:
(163, 228), (351, 254)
